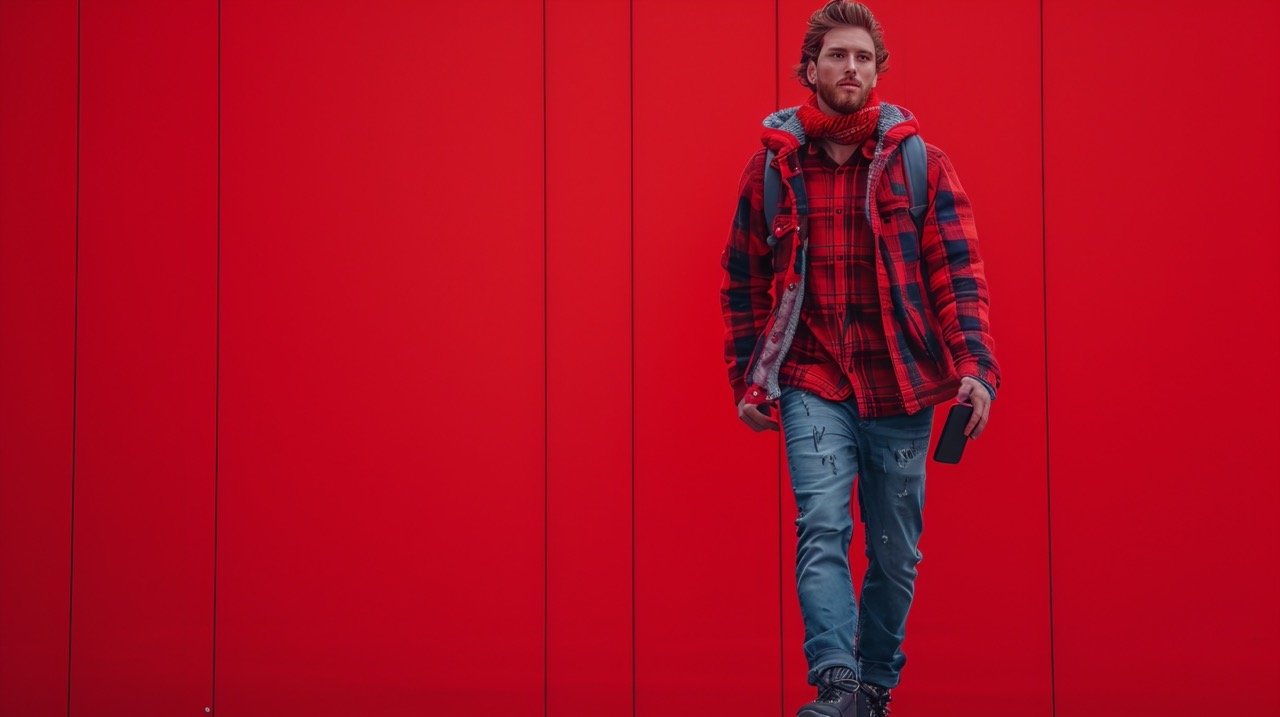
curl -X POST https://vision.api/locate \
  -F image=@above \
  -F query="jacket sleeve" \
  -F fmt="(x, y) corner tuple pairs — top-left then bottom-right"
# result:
(919, 145), (1002, 397)
(719, 149), (775, 406)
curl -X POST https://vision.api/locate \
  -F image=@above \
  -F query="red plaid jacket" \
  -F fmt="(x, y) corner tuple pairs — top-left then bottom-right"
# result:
(719, 101), (1001, 415)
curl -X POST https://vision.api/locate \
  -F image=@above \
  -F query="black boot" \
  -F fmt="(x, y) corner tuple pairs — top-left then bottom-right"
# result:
(856, 681), (893, 717)
(797, 666), (861, 717)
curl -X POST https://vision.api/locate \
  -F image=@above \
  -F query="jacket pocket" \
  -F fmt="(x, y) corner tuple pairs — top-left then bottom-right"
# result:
(900, 303), (940, 363)
(877, 192), (922, 262)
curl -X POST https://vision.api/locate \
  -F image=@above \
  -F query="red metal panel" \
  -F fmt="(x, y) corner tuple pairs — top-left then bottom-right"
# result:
(0, 1), (76, 714)
(633, 1), (782, 715)
(775, 1), (1051, 713)
(546, 1), (633, 716)
(214, 2), (545, 714)
(69, 0), (217, 713)
(1044, 1), (1280, 714)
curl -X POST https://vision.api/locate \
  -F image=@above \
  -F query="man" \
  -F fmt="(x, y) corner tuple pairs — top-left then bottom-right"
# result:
(719, 2), (1001, 716)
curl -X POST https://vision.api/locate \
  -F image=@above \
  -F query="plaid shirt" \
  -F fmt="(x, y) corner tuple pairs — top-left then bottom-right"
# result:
(776, 140), (906, 417)
(719, 102), (1000, 416)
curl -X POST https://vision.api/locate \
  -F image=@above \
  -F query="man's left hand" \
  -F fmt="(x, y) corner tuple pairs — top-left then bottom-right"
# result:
(956, 377), (992, 439)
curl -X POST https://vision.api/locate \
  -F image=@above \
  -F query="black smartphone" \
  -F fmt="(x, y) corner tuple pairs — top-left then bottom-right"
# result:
(933, 403), (974, 464)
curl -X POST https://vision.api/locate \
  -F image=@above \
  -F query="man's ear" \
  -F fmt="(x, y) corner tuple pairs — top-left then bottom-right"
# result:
(806, 60), (817, 85)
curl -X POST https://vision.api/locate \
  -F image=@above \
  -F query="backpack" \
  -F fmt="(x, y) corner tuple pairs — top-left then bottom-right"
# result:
(763, 133), (928, 241)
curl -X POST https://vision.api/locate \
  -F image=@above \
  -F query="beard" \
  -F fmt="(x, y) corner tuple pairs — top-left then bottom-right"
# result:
(816, 79), (867, 114)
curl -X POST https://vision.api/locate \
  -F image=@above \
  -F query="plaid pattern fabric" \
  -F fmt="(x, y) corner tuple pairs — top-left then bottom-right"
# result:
(719, 107), (1000, 415)
(776, 140), (907, 417)
(720, 147), (780, 407)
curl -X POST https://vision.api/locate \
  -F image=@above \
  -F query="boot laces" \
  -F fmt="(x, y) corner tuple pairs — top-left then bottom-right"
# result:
(817, 674), (861, 703)
(861, 683), (893, 717)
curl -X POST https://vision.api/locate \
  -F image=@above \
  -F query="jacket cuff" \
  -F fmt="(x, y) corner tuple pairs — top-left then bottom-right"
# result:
(955, 360), (999, 401)
(743, 385), (769, 406)
(733, 382), (770, 407)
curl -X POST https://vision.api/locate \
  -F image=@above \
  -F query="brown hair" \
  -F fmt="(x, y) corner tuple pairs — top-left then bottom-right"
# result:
(795, 1), (890, 91)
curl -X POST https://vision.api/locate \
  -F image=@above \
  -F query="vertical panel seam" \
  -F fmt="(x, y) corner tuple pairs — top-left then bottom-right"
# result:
(629, 1), (636, 715)
(212, 1), (222, 714)
(1040, 0), (1057, 715)
(542, 1), (549, 715)
(68, 2), (81, 715)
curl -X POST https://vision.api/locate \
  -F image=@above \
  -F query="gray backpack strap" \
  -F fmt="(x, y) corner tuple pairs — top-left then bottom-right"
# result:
(763, 149), (780, 245)
(901, 134), (928, 237)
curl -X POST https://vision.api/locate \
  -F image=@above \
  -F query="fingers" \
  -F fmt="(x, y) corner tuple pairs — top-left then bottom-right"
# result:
(957, 378), (991, 439)
(964, 391), (990, 438)
(738, 401), (780, 432)
(968, 401), (989, 439)
(749, 405), (779, 432)
(964, 399), (981, 436)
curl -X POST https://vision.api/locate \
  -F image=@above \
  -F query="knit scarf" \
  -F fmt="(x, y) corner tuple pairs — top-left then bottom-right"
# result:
(797, 88), (881, 146)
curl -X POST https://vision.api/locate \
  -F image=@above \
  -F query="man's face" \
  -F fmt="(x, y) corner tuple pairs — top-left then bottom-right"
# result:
(806, 26), (879, 115)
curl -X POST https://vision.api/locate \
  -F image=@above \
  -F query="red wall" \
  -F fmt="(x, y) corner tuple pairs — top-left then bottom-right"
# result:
(547, 2), (633, 716)
(0, 2), (76, 715)
(68, 2), (217, 713)
(213, 2), (545, 714)
(0, 1), (1276, 716)
(1044, 2), (1280, 713)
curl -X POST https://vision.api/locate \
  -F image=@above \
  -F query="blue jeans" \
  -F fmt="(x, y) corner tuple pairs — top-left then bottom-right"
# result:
(779, 386), (934, 690)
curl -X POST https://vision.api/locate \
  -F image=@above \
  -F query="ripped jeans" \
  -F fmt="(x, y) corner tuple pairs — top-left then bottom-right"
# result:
(779, 385), (933, 690)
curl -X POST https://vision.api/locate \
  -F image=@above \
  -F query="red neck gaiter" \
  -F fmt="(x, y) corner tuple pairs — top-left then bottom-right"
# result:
(797, 88), (881, 146)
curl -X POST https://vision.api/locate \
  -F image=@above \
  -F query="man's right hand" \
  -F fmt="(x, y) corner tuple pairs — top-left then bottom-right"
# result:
(738, 396), (779, 432)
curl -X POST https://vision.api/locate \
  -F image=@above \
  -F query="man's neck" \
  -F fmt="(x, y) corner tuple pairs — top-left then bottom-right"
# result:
(810, 95), (872, 166)
(818, 138), (860, 167)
